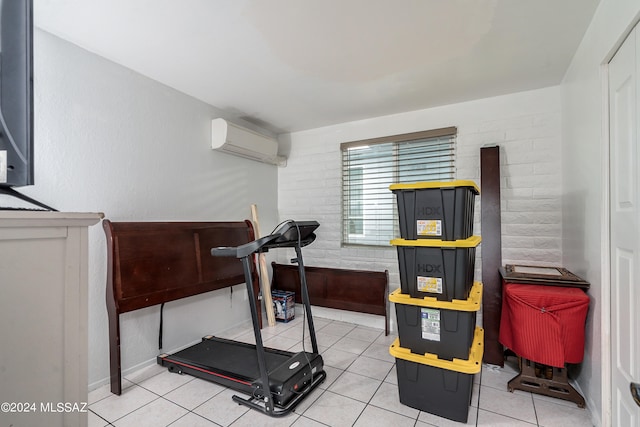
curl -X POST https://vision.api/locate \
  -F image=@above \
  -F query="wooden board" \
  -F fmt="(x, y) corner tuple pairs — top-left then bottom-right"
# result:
(103, 219), (258, 395)
(480, 145), (504, 366)
(271, 262), (389, 335)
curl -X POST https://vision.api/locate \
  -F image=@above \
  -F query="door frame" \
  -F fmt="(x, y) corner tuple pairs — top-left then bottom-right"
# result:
(602, 18), (640, 427)
(601, 55), (611, 427)
(602, 27), (623, 427)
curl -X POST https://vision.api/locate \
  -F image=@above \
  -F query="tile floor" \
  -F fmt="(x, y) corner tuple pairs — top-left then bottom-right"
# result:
(88, 316), (595, 426)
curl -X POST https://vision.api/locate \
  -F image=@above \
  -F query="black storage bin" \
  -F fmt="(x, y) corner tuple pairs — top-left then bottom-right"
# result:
(390, 282), (481, 359)
(392, 236), (480, 301)
(389, 328), (483, 423)
(390, 180), (479, 241)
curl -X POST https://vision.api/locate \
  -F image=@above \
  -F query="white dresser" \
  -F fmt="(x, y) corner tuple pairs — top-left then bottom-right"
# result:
(0, 212), (102, 427)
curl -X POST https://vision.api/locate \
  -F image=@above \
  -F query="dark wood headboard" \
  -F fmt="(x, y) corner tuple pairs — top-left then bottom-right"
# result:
(103, 219), (258, 395)
(271, 262), (389, 335)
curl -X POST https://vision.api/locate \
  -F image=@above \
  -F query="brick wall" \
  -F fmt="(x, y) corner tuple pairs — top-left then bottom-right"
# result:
(276, 86), (562, 300)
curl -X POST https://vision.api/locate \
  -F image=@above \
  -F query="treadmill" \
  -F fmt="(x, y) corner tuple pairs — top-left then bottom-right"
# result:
(158, 220), (326, 417)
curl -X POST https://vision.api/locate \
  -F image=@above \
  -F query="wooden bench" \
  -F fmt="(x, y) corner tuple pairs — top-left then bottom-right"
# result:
(271, 262), (390, 335)
(103, 219), (259, 395)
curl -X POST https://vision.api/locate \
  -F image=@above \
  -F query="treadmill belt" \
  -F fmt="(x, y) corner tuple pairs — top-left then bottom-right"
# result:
(168, 338), (292, 382)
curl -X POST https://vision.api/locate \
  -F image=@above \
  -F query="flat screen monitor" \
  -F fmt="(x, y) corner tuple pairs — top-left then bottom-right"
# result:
(0, 0), (33, 188)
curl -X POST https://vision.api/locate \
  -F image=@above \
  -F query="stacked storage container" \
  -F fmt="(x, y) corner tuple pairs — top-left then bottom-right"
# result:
(388, 181), (483, 423)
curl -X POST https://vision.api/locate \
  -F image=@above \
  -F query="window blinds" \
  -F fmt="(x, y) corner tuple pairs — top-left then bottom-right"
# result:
(341, 127), (456, 246)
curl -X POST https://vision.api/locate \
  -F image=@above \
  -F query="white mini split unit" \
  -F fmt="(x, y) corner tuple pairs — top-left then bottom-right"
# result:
(211, 118), (285, 166)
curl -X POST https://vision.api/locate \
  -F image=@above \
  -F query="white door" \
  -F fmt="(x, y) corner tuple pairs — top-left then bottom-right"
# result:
(609, 25), (640, 426)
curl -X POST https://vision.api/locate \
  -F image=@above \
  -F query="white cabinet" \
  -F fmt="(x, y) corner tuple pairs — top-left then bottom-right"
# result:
(0, 212), (102, 427)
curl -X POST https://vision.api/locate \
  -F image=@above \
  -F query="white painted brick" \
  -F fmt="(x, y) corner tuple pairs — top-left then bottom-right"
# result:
(461, 130), (507, 145)
(503, 223), (561, 237)
(503, 248), (561, 264)
(278, 87), (564, 290)
(502, 236), (536, 248)
(507, 199), (559, 212)
(501, 211), (534, 225)
(532, 137), (561, 152)
(500, 188), (533, 199)
(533, 162), (560, 175)
(501, 139), (534, 153)
(476, 115), (535, 132)
(456, 167), (480, 181)
(507, 174), (558, 189)
(532, 113), (561, 128)
(505, 123), (558, 140)
(533, 186), (562, 198)
(511, 148), (557, 165)
(456, 153), (480, 168)
(533, 236), (561, 250)
(532, 211), (562, 224)
(502, 150), (538, 166)
(502, 163), (534, 177)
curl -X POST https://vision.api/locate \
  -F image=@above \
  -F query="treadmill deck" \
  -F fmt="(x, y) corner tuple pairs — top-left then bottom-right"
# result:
(158, 335), (324, 407)
(166, 336), (292, 383)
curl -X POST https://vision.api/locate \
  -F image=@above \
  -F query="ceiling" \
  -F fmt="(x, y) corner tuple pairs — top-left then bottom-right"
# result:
(34, 0), (601, 135)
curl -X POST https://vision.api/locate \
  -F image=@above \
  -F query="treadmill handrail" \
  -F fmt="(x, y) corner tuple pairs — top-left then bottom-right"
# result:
(211, 233), (282, 259)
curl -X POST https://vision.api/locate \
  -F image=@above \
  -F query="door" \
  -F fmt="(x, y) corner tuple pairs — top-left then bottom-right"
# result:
(609, 25), (640, 426)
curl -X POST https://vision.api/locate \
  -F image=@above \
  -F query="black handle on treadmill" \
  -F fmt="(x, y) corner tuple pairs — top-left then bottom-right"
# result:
(211, 233), (282, 259)
(632, 382), (640, 407)
(209, 246), (239, 257)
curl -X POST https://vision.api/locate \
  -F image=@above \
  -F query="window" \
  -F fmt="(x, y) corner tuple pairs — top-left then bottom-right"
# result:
(341, 127), (456, 246)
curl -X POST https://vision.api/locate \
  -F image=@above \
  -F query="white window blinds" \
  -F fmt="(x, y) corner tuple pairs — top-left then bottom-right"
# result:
(341, 127), (456, 246)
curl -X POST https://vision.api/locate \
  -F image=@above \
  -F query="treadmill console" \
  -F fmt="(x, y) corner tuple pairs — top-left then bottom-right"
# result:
(272, 221), (319, 244)
(266, 220), (319, 249)
(211, 220), (320, 258)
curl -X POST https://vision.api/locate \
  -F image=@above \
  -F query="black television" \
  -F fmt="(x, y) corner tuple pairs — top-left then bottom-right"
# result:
(0, 0), (52, 210)
(0, 0), (32, 188)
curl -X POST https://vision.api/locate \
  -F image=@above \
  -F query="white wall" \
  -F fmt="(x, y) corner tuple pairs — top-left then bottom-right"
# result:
(561, 0), (640, 425)
(9, 30), (279, 388)
(277, 86), (563, 328)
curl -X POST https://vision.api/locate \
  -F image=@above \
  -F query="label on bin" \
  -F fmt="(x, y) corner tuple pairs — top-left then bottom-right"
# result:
(417, 276), (443, 294)
(421, 308), (440, 341)
(417, 220), (442, 236)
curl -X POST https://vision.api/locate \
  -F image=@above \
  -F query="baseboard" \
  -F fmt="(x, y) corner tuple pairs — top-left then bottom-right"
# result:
(302, 306), (394, 332)
(570, 378), (601, 427)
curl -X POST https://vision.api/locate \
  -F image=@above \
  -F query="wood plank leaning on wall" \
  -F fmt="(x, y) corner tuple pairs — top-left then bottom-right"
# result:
(480, 145), (504, 366)
(251, 204), (276, 327)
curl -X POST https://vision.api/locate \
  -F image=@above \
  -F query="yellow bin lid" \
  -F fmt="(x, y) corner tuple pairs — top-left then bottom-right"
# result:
(389, 281), (482, 312)
(389, 327), (484, 374)
(390, 235), (481, 248)
(389, 180), (480, 194)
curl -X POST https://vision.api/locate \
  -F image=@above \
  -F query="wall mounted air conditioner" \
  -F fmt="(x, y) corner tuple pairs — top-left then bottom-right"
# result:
(211, 118), (285, 165)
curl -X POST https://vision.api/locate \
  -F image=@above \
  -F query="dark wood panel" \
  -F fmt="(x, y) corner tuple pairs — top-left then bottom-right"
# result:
(480, 146), (504, 366)
(271, 263), (389, 335)
(103, 220), (257, 395)
(113, 228), (200, 301)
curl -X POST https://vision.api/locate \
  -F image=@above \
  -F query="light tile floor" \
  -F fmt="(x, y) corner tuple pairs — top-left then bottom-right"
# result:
(88, 317), (595, 426)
